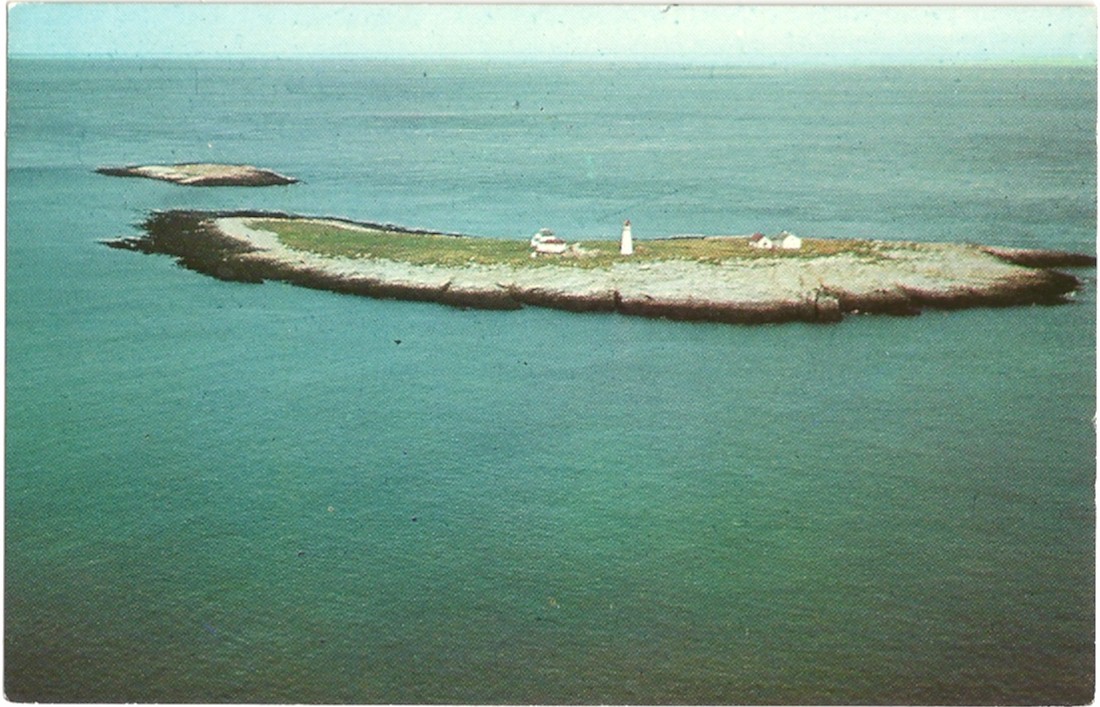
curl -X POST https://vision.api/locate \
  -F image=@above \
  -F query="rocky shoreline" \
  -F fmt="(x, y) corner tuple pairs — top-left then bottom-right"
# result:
(95, 163), (298, 187)
(103, 210), (1094, 325)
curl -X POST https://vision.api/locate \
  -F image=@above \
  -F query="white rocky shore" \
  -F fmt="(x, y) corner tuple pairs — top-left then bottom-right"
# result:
(103, 211), (1093, 324)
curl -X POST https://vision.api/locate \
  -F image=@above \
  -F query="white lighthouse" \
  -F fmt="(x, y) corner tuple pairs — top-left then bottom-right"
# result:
(620, 219), (634, 256)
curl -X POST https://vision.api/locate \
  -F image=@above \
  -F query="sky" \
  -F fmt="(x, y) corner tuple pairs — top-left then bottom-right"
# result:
(6, 3), (1098, 64)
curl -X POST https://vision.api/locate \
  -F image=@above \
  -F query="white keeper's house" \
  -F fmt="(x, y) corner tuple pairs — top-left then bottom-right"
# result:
(748, 232), (774, 249)
(530, 228), (568, 255)
(778, 231), (802, 250)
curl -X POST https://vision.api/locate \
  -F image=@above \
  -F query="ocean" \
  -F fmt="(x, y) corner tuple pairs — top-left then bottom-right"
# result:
(5, 58), (1096, 703)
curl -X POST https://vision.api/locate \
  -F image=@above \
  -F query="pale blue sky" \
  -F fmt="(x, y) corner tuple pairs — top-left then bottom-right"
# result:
(7, 3), (1097, 64)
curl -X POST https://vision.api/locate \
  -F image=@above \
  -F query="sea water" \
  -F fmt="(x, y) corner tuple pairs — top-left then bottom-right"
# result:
(6, 59), (1096, 703)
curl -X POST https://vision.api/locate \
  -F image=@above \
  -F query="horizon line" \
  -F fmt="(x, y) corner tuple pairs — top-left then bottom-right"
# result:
(7, 52), (1096, 67)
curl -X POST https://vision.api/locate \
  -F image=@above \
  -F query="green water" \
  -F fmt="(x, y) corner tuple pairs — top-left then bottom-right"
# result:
(6, 60), (1096, 703)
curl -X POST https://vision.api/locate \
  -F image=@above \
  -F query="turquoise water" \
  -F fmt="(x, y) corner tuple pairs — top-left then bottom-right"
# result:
(6, 59), (1096, 703)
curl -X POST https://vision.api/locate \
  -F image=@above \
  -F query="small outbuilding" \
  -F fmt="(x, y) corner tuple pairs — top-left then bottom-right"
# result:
(778, 231), (802, 250)
(748, 233), (774, 249)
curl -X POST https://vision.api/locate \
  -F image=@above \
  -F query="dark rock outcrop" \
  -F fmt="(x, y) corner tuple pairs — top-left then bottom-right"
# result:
(980, 245), (1097, 269)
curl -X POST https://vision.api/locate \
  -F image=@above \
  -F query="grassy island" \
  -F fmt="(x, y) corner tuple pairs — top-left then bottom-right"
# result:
(103, 210), (1095, 325)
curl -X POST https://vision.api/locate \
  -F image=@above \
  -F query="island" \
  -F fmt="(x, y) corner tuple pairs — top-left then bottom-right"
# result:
(102, 210), (1095, 325)
(95, 163), (298, 187)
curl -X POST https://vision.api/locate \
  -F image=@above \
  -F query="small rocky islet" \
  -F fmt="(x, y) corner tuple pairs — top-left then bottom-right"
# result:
(102, 209), (1095, 325)
(96, 162), (298, 187)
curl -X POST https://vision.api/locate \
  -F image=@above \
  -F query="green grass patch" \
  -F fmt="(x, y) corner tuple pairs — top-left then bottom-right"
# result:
(249, 218), (887, 269)
(252, 219), (530, 266)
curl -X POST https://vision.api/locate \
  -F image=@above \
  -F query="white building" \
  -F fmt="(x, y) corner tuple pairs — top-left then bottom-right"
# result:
(530, 228), (568, 255)
(620, 219), (634, 255)
(748, 233), (774, 249)
(778, 231), (802, 250)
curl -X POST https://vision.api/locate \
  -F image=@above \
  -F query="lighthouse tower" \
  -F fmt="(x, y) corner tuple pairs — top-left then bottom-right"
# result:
(620, 219), (634, 256)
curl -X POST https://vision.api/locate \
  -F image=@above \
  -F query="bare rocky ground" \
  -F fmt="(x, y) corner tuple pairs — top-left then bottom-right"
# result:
(95, 163), (297, 187)
(103, 210), (1094, 325)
